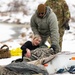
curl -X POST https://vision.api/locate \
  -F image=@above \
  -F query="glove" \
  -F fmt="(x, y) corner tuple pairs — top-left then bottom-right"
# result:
(50, 45), (57, 54)
(64, 22), (70, 30)
(62, 19), (70, 30)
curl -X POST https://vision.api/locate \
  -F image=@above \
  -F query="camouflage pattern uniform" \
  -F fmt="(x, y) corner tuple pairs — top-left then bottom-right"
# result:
(45, 0), (70, 50)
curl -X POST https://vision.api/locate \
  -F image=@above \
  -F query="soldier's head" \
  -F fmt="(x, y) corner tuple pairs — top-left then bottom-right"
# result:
(37, 4), (46, 18)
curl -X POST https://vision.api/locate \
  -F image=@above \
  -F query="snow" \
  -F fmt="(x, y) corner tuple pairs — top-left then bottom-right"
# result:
(0, 24), (15, 41)
(0, 0), (75, 75)
(0, 56), (21, 66)
(62, 22), (75, 52)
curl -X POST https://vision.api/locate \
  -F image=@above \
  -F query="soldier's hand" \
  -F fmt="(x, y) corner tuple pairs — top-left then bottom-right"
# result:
(50, 48), (55, 54)
(62, 19), (70, 30)
(50, 45), (57, 54)
(64, 23), (70, 30)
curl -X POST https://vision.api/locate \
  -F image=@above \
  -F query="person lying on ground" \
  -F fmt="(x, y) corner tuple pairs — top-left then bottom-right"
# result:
(12, 35), (42, 62)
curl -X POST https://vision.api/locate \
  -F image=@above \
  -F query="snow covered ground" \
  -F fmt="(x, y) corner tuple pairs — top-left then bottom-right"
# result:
(0, 19), (75, 75)
(62, 22), (75, 52)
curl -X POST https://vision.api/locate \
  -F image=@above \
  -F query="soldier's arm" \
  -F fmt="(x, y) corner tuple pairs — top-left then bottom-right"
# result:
(62, 0), (71, 30)
(62, 0), (70, 20)
(49, 12), (60, 52)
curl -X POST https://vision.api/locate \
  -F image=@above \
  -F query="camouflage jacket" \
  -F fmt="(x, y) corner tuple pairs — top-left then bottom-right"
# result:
(45, 0), (70, 27)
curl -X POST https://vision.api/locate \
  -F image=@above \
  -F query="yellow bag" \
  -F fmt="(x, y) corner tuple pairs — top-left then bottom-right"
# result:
(10, 47), (22, 56)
